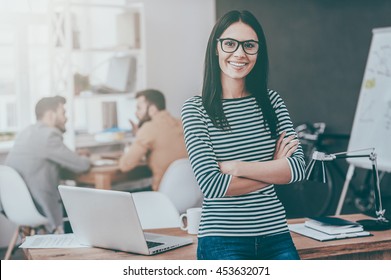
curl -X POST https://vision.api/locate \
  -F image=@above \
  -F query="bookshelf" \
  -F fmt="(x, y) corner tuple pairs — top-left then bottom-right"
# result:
(49, 0), (146, 149)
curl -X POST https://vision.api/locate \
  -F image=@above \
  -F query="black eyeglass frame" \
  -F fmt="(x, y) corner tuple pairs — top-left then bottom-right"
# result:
(216, 38), (260, 55)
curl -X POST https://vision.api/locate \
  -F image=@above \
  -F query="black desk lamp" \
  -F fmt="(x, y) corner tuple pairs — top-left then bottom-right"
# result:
(305, 148), (391, 231)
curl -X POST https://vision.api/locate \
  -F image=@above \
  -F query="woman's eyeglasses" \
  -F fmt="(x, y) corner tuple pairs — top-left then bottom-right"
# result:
(217, 38), (259, 55)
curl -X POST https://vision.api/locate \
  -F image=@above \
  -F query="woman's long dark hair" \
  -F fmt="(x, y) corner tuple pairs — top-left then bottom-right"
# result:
(202, 10), (278, 137)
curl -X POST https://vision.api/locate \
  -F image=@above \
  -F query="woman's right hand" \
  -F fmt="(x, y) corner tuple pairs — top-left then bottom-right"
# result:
(273, 131), (299, 160)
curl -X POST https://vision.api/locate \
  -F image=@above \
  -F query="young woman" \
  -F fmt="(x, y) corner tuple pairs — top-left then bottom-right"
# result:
(181, 10), (306, 260)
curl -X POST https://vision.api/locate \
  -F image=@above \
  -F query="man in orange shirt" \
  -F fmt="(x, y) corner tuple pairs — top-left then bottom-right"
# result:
(119, 89), (188, 191)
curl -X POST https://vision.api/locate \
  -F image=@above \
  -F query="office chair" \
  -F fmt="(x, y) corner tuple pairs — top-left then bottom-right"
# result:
(0, 165), (49, 260)
(131, 191), (180, 229)
(158, 158), (203, 214)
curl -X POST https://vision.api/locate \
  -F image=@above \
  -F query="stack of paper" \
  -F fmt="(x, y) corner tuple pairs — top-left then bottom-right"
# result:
(19, 234), (89, 248)
(289, 216), (371, 242)
(304, 216), (364, 235)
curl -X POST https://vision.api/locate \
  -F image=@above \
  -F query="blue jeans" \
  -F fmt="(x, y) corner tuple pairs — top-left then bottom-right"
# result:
(197, 232), (300, 260)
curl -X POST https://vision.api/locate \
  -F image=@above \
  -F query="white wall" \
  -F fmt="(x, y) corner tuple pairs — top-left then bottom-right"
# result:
(143, 0), (216, 117)
(0, 0), (216, 249)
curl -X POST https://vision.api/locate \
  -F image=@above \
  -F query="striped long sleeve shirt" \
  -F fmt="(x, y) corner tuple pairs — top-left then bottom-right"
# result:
(181, 90), (306, 237)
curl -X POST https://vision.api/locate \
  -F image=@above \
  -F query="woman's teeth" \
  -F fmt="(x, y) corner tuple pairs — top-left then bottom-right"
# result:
(229, 62), (246, 67)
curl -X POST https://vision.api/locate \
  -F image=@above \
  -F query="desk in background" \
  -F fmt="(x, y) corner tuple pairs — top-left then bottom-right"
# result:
(67, 151), (152, 190)
(74, 164), (152, 190)
(23, 214), (391, 260)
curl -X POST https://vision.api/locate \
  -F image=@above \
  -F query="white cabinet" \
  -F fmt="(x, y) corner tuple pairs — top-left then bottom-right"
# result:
(49, 0), (146, 149)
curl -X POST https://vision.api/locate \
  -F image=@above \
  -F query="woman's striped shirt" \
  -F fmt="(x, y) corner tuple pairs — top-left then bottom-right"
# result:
(181, 90), (306, 237)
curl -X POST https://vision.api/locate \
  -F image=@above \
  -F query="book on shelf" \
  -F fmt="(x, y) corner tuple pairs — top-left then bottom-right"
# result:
(304, 216), (364, 235)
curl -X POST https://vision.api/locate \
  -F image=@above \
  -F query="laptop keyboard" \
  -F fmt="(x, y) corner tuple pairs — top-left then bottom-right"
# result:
(146, 241), (164, 249)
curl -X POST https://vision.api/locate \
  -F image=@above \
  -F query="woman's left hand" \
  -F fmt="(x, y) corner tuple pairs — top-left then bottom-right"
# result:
(219, 161), (239, 176)
(219, 132), (299, 177)
(274, 131), (299, 160)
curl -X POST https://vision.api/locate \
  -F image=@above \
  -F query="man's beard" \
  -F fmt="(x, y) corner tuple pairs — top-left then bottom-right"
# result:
(56, 123), (66, 134)
(138, 114), (151, 128)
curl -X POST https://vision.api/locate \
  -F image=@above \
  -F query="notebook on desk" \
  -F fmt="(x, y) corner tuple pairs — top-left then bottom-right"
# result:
(304, 216), (364, 235)
(58, 185), (192, 255)
(288, 223), (371, 242)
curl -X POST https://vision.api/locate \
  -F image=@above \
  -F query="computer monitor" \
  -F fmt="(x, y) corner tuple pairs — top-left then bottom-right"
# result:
(105, 55), (137, 92)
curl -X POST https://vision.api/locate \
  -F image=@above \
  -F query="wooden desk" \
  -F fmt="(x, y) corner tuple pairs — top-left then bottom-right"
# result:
(290, 214), (391, 260)
(72, 152), (152, 190)
(75, 165), (124, 190)
(24, 214), (391, 260)
(24, 228), (197, 260)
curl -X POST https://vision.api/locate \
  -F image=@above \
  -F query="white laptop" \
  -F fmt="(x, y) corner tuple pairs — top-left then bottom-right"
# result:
(58, 185), (193, 255)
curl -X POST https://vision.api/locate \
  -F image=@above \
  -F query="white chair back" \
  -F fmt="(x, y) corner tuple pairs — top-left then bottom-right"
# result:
(131, 191), (180, 229)
(0, 165), (49, 227)
(158, 158), (203, 214)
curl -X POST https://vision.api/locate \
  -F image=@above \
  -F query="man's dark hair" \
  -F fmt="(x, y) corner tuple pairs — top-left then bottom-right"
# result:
(35, 95), (66, 120)
(136, 89), (166, 110)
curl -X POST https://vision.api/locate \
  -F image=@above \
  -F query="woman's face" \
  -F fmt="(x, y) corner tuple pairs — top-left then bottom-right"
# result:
(217, 21), (258, 82)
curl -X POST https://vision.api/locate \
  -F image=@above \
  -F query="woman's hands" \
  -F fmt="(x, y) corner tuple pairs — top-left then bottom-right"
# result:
(219, 131), (300, 194)
(219, 131), (299, 177)
(273, 131), (299, 160)
(219, 161), (239, 176)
